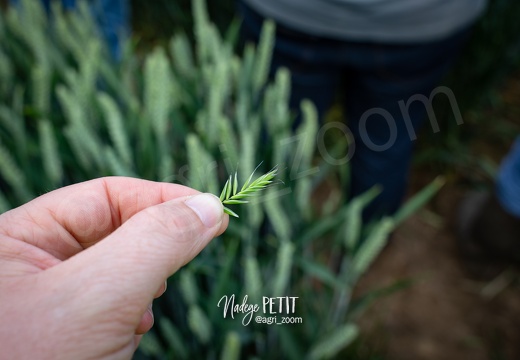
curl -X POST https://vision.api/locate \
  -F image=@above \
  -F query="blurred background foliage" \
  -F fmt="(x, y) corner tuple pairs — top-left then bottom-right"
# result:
(0, 0), (519, 359)
(131, 0), (236, 50)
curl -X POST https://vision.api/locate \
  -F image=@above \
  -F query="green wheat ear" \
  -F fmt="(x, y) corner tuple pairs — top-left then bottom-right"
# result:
(218, 165), (278, 218)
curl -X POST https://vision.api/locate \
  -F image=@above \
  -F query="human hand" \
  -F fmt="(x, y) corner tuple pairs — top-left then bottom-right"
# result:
(0, 177), (228, 359)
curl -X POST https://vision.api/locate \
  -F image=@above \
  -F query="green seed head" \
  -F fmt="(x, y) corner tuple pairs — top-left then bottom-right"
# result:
(218, 165), (278, 218)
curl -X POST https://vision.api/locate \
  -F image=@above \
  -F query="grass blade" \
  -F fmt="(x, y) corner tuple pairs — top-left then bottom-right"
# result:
(392, 176), (445, 227)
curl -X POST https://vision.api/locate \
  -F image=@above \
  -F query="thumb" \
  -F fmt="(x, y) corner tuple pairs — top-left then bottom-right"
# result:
(46, 193), (227, 309)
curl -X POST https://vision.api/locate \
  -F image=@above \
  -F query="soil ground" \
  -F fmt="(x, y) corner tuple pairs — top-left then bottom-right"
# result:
(355, 189), (520, 360)
(354, 74), (520, 360)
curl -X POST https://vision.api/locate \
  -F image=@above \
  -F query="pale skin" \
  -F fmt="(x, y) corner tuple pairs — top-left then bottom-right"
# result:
(0, 177), (228, 359)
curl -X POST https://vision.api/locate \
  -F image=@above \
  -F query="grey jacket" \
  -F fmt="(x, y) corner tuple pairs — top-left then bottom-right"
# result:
(244, 0), (487, 43)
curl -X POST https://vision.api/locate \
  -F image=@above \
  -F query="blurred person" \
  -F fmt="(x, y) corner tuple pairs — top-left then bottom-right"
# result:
(239, 0), (487, 221)
(459, 137), (520, 264)
(10, 0), (129, 59)
(0, 177), (228, 359)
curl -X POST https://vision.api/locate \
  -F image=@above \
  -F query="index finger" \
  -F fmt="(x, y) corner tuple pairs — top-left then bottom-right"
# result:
(0, 177), (200, 260)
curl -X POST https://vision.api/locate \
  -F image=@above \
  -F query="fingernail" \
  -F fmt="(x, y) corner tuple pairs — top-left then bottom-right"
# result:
(185, 193), (223, 228)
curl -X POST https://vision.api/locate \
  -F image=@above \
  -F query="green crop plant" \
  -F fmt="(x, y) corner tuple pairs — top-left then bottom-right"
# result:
(219, 166), (278, 218)
(0, 1), (443, 359)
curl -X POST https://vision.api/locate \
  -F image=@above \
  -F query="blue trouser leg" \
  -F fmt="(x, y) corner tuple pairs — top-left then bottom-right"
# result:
(496, 137), (520, 218)
(90, 0), (130, 60)
(344, 32), (470, 219)
(40, 0), (76, 10)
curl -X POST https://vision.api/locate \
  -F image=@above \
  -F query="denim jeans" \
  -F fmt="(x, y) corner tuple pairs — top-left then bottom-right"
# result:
(239, 2), (472, 220)
(497, 137), (520, 218)
(12, 0), (129, 60)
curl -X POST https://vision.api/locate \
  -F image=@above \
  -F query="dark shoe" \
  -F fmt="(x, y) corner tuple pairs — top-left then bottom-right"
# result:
(458, 192), (520, 264)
